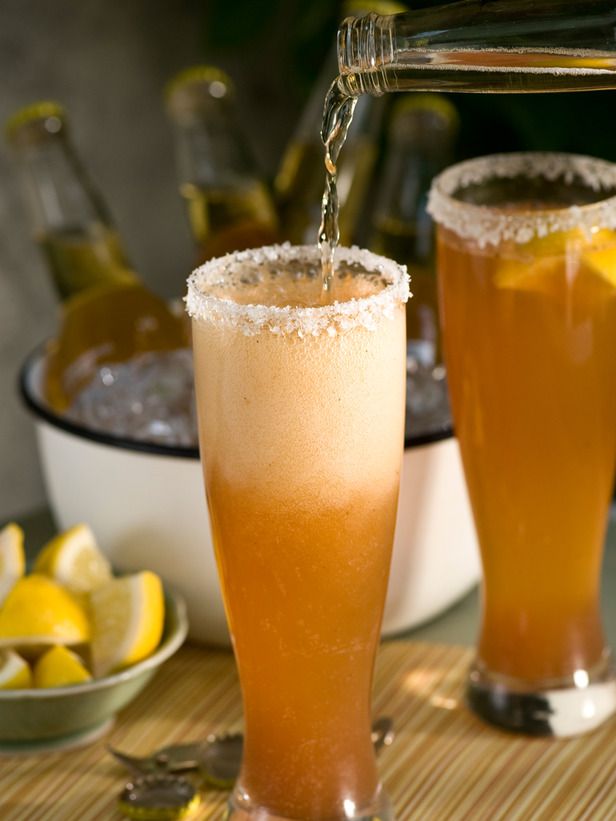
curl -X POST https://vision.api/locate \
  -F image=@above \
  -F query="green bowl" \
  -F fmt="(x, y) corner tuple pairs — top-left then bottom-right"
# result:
(0, 589), (188, 752)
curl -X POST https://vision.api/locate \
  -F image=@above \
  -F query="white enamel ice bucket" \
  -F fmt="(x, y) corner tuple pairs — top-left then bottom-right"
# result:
(20, 346), (480, 645)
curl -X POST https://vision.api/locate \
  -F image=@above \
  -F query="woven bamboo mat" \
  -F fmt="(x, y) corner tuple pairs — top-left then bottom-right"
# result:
(1, 641), (614, 821)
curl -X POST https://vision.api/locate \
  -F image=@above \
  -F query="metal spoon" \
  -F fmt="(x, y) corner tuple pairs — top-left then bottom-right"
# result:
(110, 732), (243, 789)
(110, 716), (394, 790)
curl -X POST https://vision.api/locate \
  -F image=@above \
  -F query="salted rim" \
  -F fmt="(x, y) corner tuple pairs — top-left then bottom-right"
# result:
(427, 152), (616, 247)
(185, 243), (410, 336)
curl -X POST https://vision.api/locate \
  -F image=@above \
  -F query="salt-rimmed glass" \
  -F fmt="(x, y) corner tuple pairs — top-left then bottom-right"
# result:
(186, 244), (408, 820)
(428, 152), (616, 737)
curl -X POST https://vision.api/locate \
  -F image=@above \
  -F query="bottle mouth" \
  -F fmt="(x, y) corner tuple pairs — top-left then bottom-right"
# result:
(337, 12), (396, 84)
(185, 243), (409, 337)
(427, 152), (616, 246)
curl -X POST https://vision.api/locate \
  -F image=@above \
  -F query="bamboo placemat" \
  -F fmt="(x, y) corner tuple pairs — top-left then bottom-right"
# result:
(1, 641), (615, 821)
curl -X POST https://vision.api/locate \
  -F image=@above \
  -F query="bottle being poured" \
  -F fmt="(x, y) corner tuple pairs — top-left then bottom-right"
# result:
(318, 0), (616, 295)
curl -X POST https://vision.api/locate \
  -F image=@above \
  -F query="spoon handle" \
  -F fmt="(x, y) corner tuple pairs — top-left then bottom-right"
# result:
(110, 717), (395, 782)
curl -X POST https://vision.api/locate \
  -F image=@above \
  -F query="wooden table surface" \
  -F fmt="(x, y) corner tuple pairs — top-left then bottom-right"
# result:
(2, 508), (615, 819)
(1, 640), (615, 820)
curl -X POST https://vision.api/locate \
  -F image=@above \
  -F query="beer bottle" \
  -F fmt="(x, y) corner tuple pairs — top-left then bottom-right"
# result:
(275, 1), (407, 246)
(6, 102), (188, 412)
(369, 95), (458, 360)
(337, 1), (616, 95)
(164, 66), (279, 264)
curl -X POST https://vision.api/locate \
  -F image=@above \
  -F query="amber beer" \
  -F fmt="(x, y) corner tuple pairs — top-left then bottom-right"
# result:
(187, 245), (408, 820)
(430, 153), (616, 736)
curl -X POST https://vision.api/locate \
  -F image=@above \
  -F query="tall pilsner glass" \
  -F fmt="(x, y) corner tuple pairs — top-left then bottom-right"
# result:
(429, 153), (616, 737)
(186, 244), (408, 820)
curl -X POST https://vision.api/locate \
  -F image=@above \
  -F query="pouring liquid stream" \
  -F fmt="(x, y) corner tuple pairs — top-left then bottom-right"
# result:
(318, 83), (357, 301)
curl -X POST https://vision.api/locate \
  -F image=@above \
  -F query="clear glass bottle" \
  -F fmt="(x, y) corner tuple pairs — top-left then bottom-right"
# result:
(369, 94), (458, 359)
(6, 101), (188, 412)
(165, 66), (279, 265)
(275, 1), (407, 246)
(337, 0), (616, 96)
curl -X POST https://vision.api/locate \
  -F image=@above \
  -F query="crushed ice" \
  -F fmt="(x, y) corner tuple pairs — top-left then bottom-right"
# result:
(64, 343), (449, 448)
(66, 349), (198, 447)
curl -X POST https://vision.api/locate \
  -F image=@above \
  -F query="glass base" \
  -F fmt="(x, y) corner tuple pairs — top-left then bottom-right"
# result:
(467, 656), (616, 737)
(225, 784), (394, 821)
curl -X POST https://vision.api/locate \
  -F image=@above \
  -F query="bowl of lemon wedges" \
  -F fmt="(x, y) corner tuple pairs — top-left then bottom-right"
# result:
(0, 522), (187, 751)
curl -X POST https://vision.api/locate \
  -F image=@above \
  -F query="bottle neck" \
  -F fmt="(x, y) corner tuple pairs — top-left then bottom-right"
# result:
(337, 12), (396, 95)
(170, 102), (263, 191)
(11, 131), (137, 302)
(337, 1), (616, 95)
(13, 132), (111, 236)
(167, 90), (279, 261)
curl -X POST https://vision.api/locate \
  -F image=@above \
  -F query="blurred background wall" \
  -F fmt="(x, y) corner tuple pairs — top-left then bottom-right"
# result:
(1, 0), (615, 523)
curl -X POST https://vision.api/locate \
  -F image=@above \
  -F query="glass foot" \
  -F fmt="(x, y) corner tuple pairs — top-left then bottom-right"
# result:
(225, 784), (393, 821)
(467, 656), (616, 737)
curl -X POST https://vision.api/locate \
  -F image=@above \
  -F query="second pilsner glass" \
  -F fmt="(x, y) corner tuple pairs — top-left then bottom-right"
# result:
(429, 152), (616, 737)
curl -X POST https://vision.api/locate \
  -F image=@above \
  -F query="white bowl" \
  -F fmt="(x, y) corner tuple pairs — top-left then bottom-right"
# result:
(20, 346), (480, 645)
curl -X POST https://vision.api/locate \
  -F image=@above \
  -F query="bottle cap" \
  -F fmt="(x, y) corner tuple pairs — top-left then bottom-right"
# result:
(343, 0), (408, 16)
(164, 65), (233, 123)
(5, 101), (66, 146)
(117, 774), (201, 820)
(390, 94), (460, 146)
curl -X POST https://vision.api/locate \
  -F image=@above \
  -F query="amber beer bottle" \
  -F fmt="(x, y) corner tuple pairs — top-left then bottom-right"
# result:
(165, 66), (279, 264)
(5, 102), (188, 412)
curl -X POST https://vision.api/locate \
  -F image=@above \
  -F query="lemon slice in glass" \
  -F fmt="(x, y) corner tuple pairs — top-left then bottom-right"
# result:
(33, 645), (92, 688)
(90, 571), (165, 678)
(0, 574), (90, 650)
(0, 649), (32, 689)
(34, 523), (112, 595)
(493, 230), (579, 293)
(0, 523), (26, 607)
(580, 229), (616, 287)
(495, 228), (616, 294)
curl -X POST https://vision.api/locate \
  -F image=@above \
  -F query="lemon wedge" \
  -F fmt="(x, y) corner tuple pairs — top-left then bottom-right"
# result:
(0, 523), (26, 607)
(580, 229), (616, 287)
(0, 574), (90, 650)
(494, 230), (579, 293)
(494, 256), (562, 295)
(34, 523), (112, 595)
(90, 571), (164, 677)
(33, 645), (91, 688)
(0, 649), (32, 689)
(495, 228), (616, 293)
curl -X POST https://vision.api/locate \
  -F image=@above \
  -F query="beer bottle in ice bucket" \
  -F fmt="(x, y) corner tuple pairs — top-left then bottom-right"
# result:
(274, 0), (408, 246)
(164, 66), (279, 264)
(5, 102), (188, 412)
(369, 95), (458, 361)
